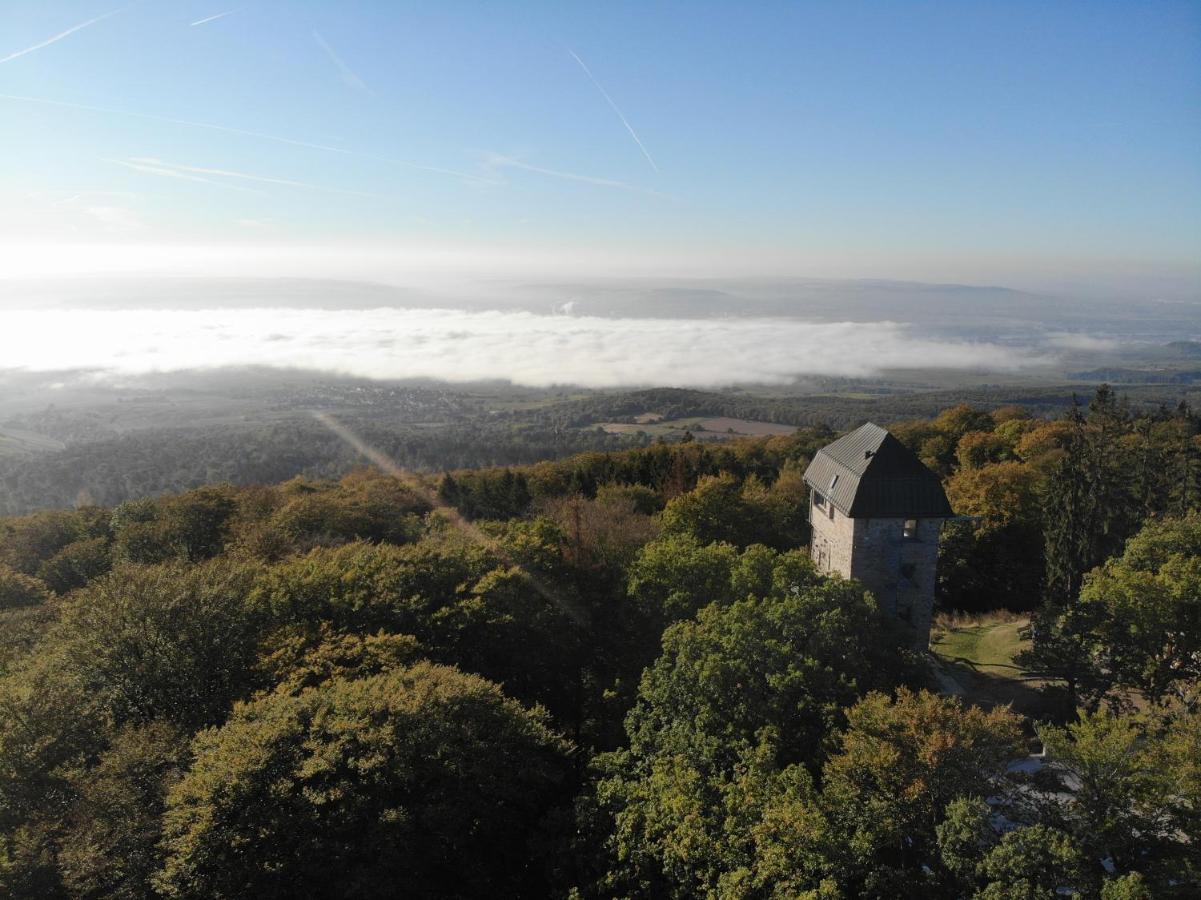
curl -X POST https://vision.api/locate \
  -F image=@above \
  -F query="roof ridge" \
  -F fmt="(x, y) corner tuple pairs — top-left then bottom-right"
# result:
(802, 423), (953, 518)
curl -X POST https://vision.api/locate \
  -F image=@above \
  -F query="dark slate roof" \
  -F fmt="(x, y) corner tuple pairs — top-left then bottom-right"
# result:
(803, 422), (953, 518)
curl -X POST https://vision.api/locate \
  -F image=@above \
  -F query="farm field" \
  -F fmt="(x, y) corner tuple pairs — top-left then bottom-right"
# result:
(0, 427), (66, 457)
(595, 416), (797, 439)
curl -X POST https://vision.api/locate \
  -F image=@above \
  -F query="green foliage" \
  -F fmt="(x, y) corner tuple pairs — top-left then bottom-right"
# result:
(660, 472), (806, 550)
(936, 796), (997, 887)
(250, 529), (588, 720)
(820, 689), (1024, 896)
(1099, 872), (1153, 900)
(1035, 710), (1179, 886)
(156, 662), (572, 899)
(54, 558), (266, 728)
(625, 580), (910, 772)
(1079, 514), (1201, 701)
(0, 564), (50, 609)
(35, 536), (112, 594)
(56, 722), (189, 899)
(975, 825), (1084, 899)
(269, 472), (428, 547)
(1023, 514), (1201, 708)
(2, 396), (1198, 897)
(0, 508), (108, 575)
(627, 533), (740, 624)
(256, 624), (425, 696)
(592, 576), (915, 897)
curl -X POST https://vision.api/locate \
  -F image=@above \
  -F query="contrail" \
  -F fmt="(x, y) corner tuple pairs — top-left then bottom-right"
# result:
(567, 48), (659, 174)
(484, 153), (664, 197)
(124, 156), (378, 196)
(312, 30), (372, 95)
(311, 412), (588, 625)
(1, 8), (124, 65)
(0, 93), (500, 185)
(107, 158), (264, 193)
(190, 10), (237, 27)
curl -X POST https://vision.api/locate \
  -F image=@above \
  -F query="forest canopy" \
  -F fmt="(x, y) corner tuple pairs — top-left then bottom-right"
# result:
(1, 388), (1198, 898)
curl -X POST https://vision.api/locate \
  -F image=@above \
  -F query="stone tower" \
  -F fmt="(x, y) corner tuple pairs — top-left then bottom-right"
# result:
(803, 422), (953, 649)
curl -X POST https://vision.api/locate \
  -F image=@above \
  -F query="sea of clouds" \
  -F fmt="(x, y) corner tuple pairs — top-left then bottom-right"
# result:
(0, 307), (1047, 388)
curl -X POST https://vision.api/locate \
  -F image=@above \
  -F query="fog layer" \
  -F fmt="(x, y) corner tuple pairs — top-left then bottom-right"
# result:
(2, 308), (1045, 388)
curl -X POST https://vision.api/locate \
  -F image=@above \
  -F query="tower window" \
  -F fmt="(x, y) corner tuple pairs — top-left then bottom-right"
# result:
(903, 519), (918, 539)
(813, 491), (826, 509)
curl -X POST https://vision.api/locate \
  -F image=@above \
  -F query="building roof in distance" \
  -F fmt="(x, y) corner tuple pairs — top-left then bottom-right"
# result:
(802, 422), (954, 518)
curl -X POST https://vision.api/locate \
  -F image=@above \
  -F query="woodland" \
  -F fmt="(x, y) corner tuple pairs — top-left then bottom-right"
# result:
(0, 386), (1199, 898)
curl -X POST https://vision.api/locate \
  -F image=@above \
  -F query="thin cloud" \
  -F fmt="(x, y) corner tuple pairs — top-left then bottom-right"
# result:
(126, 157), (377, 196)
(0, 7), (124, 65)
(312, 30), (372, 95)
(567, 48), (659, 174)
(83, 206), (145, 232)
(0, 93), (499, 185)
(485, 153), (663, 197)
(108, 158), (264, 193)
(50, 189), (138, 206)
(190, 10), (238, 27)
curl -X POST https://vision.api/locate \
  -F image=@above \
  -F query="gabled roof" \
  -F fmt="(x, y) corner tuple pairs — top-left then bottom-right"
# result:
(803, 422), (953, 518)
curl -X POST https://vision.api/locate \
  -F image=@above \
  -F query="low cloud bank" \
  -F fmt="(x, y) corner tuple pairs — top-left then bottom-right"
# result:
(1, 308), (1046, 388)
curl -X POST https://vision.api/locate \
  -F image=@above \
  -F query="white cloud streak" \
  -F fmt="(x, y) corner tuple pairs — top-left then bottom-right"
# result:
(312, 30), (372, 94)
(484, 153), (663, 196)
(121, 157), (377, 196)
(0, 308), (1044, 387)
(0, 7), (124, 65)
(190, 10), (237, 27)
(107, 158), (264, 193)
(567, 48), (659, 173)
(0, 94), (499, 185)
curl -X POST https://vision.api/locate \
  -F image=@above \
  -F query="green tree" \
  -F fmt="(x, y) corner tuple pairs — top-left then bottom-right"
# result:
(936, 796), (997, 890)
(1036, 710), (1177, 885)
(660, 473), (761, 548)
(255, 623), (425, 696)
(626, 533), (739, 626)
(820, 689), (1024, 897)
(35, 536), (112, 594)
(1077, 514), (1201, 702)
(156, 662), (572, 899)
(55, 558), (265, 728)
(975, 825), (1084, 900)
(594, 580), (912, 897)
(57, 722), (189, 899)
(624, 580), (908, 773)
(0, 564), (50, 609)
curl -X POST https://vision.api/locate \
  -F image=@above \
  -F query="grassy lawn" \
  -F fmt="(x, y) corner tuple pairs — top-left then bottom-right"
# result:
(931, 617), (1029, 671)
(930, 614), (1064, 720)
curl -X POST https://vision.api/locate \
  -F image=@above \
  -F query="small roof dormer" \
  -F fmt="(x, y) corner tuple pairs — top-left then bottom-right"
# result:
(803, 422), (953, 518)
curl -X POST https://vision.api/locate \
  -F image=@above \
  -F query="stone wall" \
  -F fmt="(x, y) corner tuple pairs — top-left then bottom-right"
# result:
(808, 495), (855, 578)
(849, 517), (941, 649)
(809, 498), (942, 649)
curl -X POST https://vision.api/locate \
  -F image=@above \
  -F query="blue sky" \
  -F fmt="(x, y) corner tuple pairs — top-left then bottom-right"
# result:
(1, 1), (1198, 290)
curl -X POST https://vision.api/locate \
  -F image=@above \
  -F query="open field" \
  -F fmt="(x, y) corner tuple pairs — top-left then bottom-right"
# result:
(595, 416), (798, 439)
(0, 427), (66, 457)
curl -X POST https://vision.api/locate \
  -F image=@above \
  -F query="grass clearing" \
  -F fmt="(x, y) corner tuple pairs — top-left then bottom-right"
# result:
(929, 613), (1062, 719)
(932, 613), (1029, 671)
